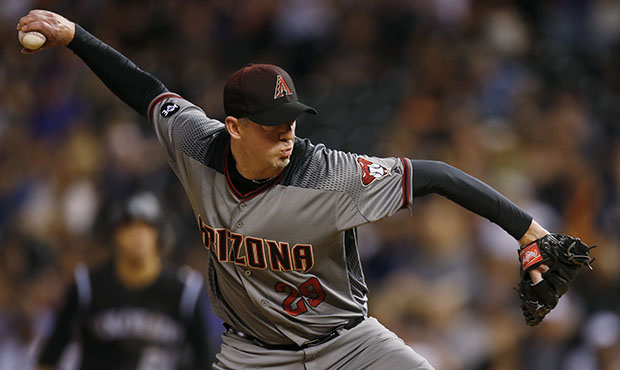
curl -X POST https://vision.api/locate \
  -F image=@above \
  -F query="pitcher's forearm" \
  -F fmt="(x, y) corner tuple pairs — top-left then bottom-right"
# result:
(18, 10), (167, 117)
(412, 160), (533, 239)
(67, 25), (167, 117)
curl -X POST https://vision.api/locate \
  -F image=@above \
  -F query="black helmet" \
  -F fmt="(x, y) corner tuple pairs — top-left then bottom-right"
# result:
(103, 191), (175, 253)
(108, 191), (163, 229)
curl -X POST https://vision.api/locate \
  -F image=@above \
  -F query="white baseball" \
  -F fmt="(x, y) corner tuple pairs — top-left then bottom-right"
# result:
(18, 30), (46, 50)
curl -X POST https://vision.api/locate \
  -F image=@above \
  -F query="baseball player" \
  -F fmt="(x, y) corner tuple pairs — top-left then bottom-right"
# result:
(19, 9), (589, 370)
(37, 192), (213, 370)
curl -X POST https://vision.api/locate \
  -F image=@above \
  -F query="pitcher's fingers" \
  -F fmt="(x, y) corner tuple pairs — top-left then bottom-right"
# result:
(17, 12), (43, 29)
(20, 20), (53, 34)
(530, 269), (543, 284)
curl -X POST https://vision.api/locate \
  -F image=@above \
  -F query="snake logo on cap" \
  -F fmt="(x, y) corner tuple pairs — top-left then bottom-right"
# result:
(274, 75), (293, 100)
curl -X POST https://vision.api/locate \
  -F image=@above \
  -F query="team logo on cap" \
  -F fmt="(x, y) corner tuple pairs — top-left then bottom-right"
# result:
(274, 75), (293, 99)
(357, 157), (391, 186)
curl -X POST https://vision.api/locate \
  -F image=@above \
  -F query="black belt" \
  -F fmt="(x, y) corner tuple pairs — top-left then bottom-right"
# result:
(224, 316), (365, 351)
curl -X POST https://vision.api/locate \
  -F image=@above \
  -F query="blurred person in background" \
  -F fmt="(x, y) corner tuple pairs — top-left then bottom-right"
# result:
(37, 191), (213, 370)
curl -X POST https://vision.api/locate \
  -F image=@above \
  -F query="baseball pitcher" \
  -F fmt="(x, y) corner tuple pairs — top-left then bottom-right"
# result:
(18, 10), (593, 370)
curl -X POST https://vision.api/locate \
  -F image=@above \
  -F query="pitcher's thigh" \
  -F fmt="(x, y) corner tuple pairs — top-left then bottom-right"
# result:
(213, 333), (304, 370)
(323, 317), (435, 370)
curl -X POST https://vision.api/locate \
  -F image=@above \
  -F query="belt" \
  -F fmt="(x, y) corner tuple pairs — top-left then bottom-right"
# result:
(224, 316), (365, 351)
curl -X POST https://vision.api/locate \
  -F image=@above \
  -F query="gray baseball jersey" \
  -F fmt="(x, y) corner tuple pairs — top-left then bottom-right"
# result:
(149, 92), (413, 347)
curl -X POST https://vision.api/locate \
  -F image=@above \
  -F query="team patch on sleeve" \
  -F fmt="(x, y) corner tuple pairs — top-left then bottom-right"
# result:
(357, 157), (391, 186)
(147, 93), (182, 122)
(161, 103), (180, 118)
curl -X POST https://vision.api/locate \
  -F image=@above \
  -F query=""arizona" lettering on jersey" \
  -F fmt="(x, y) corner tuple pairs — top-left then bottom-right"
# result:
(198, 216), (314, 273)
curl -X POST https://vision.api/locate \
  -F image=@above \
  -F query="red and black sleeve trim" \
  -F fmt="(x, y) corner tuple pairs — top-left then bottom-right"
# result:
(399, 158), (411, 209)
(148, 93), (183, 123)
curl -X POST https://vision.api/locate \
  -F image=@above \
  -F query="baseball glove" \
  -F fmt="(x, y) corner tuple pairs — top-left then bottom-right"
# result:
(517, 233), (594, 326)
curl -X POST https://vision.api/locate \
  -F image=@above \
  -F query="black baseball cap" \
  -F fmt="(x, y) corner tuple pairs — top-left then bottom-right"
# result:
(223, 64), (317, 126)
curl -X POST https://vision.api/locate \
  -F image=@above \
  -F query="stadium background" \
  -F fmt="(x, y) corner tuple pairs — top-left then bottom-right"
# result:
(1, 0), (620, 369)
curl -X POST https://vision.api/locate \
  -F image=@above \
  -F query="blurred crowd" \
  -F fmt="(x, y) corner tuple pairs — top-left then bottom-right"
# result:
(1, 0), (620, 369)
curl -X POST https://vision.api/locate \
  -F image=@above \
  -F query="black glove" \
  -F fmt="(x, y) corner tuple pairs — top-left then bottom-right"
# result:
(517, 233), (594, 326)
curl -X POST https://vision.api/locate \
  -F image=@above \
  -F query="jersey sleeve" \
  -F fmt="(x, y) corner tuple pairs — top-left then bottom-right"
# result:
(289, 143), (412, 231)
(186, 289), (215, 369)
(177, 266), (213, 368)
(148, 92), (225, 165)
(340, 154), (412, 230)
(38, 283), (80, 367)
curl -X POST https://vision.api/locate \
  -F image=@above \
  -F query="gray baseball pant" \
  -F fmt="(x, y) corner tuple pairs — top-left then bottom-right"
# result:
(213, 317), (435, 370)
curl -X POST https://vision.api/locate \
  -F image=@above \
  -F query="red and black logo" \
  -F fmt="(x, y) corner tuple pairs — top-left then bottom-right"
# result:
(357, 157), (391, 186)
(274, 75), (293, 99)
